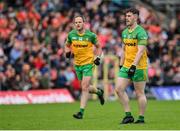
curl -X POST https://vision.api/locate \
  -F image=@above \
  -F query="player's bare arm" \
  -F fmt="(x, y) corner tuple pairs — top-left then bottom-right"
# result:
(65, 41), (71, 58)
(120, 44), (125, 68)
(94, 42), (102, 66)
(94, 42), (102, 57)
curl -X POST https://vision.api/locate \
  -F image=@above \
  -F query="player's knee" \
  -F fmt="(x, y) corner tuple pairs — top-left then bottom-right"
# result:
(115, 88), (119, 94)
(81, 82), (87, 88)
(81, 82), (89, 91)
(135, 90), (145, 98)
(115, 87), (124, 95)
(81, 86), (88, 92)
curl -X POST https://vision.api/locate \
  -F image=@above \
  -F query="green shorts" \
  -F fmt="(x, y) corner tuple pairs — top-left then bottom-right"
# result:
(118, 66), (148, 82)
(74, 64), (94, 80)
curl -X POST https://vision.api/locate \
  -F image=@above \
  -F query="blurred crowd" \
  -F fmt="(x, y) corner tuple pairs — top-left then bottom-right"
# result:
(0, 0), (179, 95)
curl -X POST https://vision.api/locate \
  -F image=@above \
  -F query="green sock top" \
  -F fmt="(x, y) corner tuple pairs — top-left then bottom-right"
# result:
(125, 112), (132, 117)
(80, 108), (84, 115)
(138, 115), (144, 121)
(96, 89), (102, 96)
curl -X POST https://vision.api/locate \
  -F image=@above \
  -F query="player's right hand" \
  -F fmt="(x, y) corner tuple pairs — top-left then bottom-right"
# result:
(128, 65), (136, 77)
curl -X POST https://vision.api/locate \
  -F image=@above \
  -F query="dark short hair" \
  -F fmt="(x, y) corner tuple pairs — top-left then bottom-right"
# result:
(73, 15), (86, 22)
(125, 8), (139, 16)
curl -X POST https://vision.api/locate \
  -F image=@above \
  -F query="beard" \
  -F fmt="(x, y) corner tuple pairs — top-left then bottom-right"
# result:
(126, 20), (133, 27)
(77, 26), (83, 32)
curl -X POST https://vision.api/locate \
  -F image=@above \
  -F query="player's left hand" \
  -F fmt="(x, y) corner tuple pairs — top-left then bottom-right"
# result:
(128, 65), (136, 77)
(94, 57), (101, 65)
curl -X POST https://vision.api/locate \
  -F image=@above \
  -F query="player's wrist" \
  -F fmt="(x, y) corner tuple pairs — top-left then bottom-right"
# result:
(132, 62), (137, 66)
(130, 65), (136, 69)
(96, 56), (101, 60)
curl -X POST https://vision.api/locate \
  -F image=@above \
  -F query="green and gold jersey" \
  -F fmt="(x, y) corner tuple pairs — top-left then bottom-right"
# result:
(66, 29), (97, 65)
(122, 25), (148, 69)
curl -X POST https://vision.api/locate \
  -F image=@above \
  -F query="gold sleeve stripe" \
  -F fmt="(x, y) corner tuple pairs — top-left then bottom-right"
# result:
(138, 40), (147, 45)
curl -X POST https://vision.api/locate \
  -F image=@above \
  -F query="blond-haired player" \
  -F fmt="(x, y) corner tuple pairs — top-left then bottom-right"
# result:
(65, 15), (104, 119)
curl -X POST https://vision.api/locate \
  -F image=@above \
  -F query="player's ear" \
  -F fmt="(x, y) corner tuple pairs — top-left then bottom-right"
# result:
(134, 14), (138, 21)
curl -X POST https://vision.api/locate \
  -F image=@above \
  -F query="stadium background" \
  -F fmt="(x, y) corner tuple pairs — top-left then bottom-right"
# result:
(0, 0), (180, 130)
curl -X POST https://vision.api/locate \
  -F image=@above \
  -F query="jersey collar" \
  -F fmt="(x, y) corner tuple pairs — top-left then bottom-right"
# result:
(128, 24), (138, 33)
(77, 29), (87, 36)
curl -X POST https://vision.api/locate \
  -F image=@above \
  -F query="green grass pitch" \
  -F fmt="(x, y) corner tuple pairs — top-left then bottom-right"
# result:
(0, 99), (180, 130)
